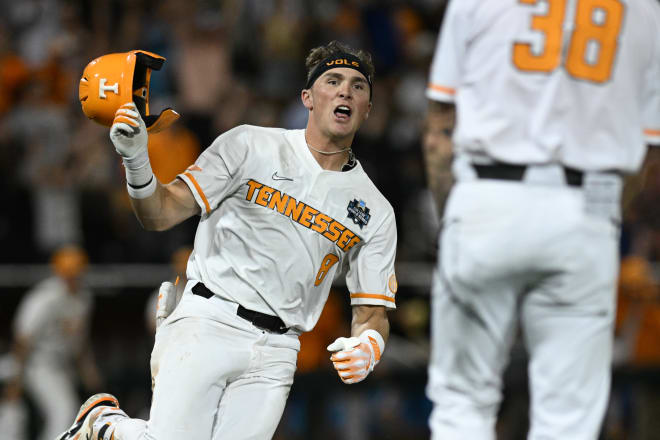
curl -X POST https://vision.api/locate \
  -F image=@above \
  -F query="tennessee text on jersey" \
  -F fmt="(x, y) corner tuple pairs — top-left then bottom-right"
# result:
(245, 179), (362, 252)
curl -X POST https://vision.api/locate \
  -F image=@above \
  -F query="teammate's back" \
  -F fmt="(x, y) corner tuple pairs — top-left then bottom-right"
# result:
(428, 0), (660, 172)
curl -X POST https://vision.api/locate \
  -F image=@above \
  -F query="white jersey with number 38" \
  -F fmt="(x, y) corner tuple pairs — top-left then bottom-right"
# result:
(428, 0), (660, 173)
(177, 125), (397, 332)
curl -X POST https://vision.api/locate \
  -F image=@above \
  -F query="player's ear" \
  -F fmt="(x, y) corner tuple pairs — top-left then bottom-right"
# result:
(301, 89), (313, 111)
(364, 101), (372, 121)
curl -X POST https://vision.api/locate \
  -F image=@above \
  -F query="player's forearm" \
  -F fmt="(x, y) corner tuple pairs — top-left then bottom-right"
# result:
(129, 180), (198, 231)
(12, 336), (31, 363)
(351, 305), (389, 343)
(129, 181), (173, 231)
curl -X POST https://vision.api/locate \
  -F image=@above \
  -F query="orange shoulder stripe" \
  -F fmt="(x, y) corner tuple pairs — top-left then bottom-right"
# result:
(644, 129), (660, 136)
(428, 83), (456, 95)
(183, 172), (211, 214)
(350, 293), (395, 303)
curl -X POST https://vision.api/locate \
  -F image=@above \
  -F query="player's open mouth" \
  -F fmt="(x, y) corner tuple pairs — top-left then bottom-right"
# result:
(334, 105), (352, 121)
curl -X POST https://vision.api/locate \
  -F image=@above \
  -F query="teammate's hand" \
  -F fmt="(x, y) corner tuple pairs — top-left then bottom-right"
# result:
(110, 102), (148, 159)
(328, 333), (381, 384)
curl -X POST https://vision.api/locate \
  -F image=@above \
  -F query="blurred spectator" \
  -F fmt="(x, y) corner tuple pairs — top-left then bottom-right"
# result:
(4, 70), (80, 257)
(614, 256), (660, 366)
(3, 0), (63, 67)
(607, 255), (660, 439)
(172, 17), (232, 148)
(10, 245), (102, 440)
(0, 28), (30, 117)
(259, 0), (306, 100)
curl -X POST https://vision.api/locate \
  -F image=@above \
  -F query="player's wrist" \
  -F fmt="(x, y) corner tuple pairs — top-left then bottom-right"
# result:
(122, 147), (156, 199)
(358, 329), (385, 368)
(121, 144), (149, 169)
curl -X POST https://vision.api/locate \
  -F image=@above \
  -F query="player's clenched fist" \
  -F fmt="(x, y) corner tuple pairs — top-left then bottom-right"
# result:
(110, 102), (148, 159)
(327, 330), (385, 384)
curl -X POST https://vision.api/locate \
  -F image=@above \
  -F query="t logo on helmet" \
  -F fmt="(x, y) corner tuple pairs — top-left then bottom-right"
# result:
(99, 78), (119, 99)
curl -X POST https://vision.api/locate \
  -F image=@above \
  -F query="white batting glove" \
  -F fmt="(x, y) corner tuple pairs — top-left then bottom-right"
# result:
(110, 102), (148, 159)
(155, 280), (178, 328)
(328, 329), (385, 384)
(110, 102), (156, 198)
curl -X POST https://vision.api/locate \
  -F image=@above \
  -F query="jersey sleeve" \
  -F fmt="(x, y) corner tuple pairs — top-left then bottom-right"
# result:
(177, 126), (251, 215)
(643, 16), (660, 146)
(426, 0), (470, 103)
(346, 210), (398, 309)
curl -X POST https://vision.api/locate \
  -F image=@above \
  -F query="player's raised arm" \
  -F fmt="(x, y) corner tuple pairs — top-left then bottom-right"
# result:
(110, 103), (200, 231)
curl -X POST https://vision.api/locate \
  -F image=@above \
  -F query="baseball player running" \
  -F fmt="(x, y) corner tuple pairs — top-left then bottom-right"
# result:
(58, 40), (397, 440)
(425, 1), (660, 439)
(12, 246), (102, 440)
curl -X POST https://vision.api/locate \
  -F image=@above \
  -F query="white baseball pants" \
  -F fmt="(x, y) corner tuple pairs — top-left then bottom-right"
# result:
(25, 361), (78, 440)
(428, 168), (620, 440)
(114, 288), (300, 440)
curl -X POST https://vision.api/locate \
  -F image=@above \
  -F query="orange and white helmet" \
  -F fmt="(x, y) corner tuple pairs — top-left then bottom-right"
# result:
(79, 50), (179, 133)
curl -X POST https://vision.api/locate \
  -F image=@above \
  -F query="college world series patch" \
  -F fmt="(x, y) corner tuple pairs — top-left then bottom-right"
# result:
(347, 199), (371, 229)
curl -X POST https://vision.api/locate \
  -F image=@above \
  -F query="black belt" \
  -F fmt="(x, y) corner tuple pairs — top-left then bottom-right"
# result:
(192, 282), (289, 334)
(472, 163), (584, 187)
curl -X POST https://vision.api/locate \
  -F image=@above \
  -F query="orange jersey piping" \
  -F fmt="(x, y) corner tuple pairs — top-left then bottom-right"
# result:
(428, 83), (456, 95)
(350, 293), (395, 303)
(183, 172), (211, 214)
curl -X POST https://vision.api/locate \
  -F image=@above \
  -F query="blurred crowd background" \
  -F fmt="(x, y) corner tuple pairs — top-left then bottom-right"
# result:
(0, 0), (659, 439)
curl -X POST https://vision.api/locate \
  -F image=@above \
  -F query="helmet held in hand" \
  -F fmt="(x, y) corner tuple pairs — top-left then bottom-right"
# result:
(79, 50), (179, 133)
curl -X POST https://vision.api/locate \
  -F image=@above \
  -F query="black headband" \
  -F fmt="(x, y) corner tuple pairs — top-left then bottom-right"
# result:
(305, 52), (372, 100)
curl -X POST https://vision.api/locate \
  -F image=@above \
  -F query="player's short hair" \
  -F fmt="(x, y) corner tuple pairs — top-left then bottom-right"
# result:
(305, 41), (375, 88)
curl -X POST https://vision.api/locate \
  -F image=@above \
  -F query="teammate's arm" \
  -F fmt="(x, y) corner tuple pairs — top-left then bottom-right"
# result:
(109, 102), (200, 231)
(10, 336), (29, 379)
(424, 100), (455, 214)
(327, 305), (389, 384)
(623, 145), (660, 222)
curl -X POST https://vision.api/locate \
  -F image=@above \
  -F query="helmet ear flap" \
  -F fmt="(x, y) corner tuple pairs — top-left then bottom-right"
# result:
(132, 52), (164, 120)
(144, 108), (180, 133)
(131, 51), (178, 132)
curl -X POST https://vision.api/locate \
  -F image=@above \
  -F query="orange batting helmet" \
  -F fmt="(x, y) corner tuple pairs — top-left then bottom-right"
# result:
(79, 50), (179, 133)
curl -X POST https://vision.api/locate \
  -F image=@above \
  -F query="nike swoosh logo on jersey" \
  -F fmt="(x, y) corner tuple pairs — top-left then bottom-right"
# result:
(272, 172), (293, 181)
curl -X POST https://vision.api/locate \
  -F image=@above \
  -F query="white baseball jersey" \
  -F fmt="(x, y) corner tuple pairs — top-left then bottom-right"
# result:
(13, 277), (92, 366)
(177, 125), (398, 332)
(428, 0), (660, 172)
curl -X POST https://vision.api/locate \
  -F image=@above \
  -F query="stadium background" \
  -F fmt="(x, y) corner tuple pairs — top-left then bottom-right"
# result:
(0, 0), (659, 438)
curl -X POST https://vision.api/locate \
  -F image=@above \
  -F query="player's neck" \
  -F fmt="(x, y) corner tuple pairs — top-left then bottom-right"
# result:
(304, 130), (353, 171)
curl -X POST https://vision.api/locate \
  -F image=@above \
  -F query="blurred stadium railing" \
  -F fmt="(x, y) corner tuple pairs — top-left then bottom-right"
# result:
(0, 262), (435, 289)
